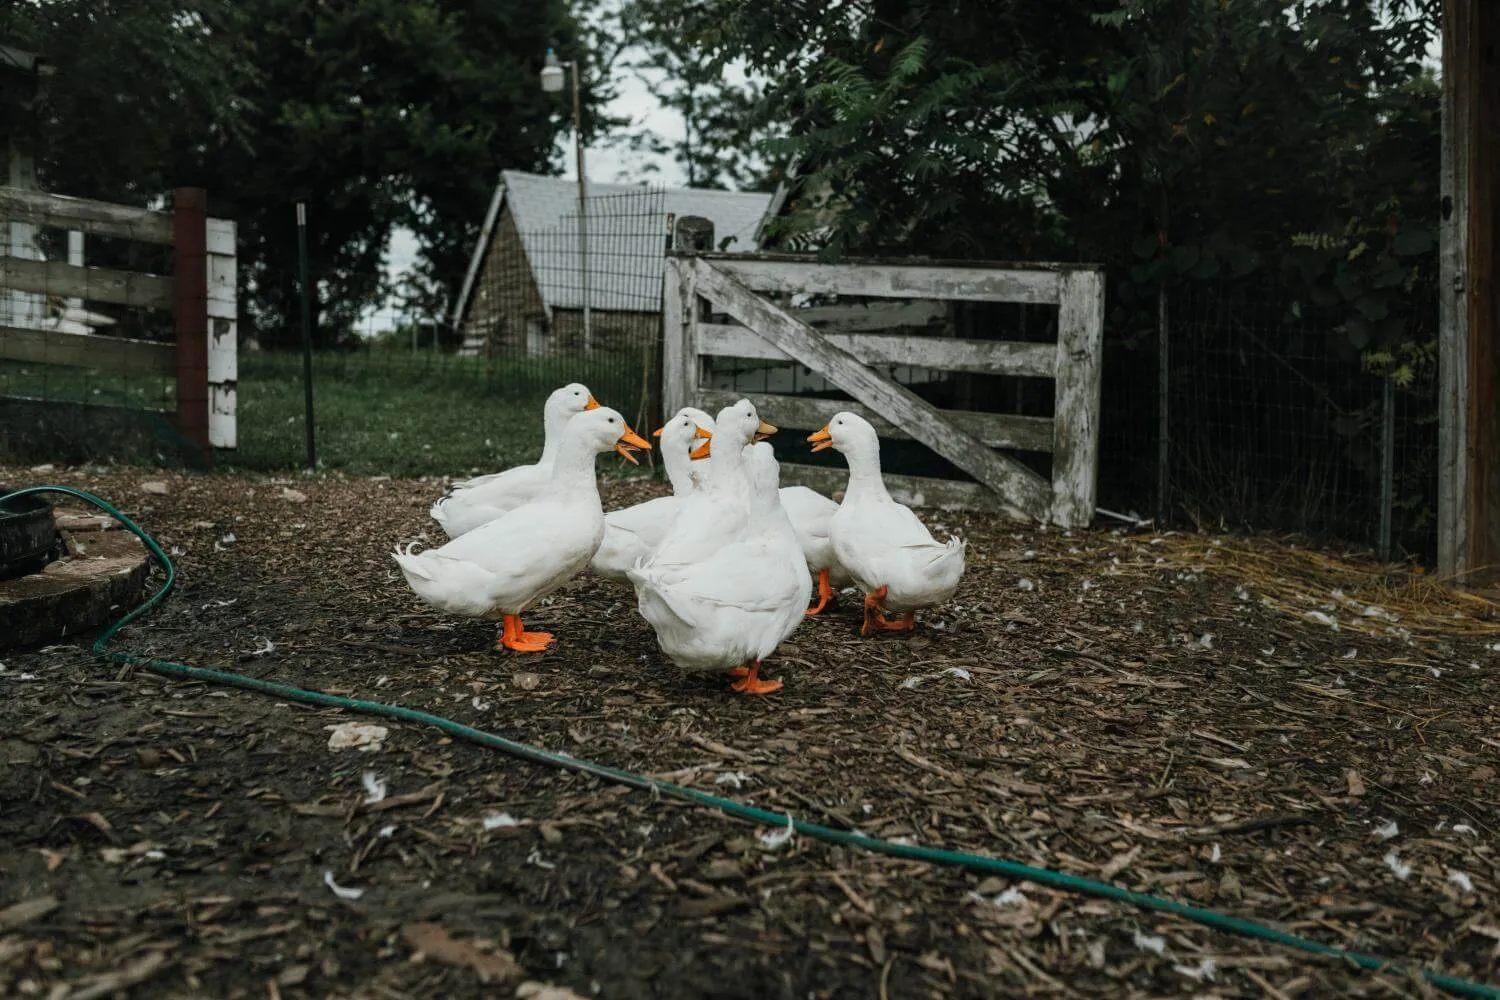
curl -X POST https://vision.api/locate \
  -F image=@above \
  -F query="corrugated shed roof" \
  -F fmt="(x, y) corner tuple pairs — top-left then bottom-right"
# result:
(462, 170), (773, 317)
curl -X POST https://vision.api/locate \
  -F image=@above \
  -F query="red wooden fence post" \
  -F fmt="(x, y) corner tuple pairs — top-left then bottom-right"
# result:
(173, 187), (210, 464)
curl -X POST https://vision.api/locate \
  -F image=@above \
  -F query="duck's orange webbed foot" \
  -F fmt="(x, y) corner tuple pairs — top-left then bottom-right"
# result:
(497, 614), (555, 653)
(860, 586), (917, 636)
(727, 665), (751, 679)
(730, 660), (782, 695)
(805, 568), (834, 616)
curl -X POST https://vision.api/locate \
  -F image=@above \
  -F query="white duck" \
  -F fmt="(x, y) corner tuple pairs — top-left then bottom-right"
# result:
(779, 484), (852, 616)
(809, 412), (966, 636)
(634, 398), (774, 579)
(589, 407), (713, 583)
(430, 383), (599, 538)
(394, 406), (651, 652)
(660, 406), (718, 494)
(628, 441), (810, 695)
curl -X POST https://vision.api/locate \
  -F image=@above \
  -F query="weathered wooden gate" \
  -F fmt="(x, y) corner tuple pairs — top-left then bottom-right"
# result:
(662, 253), (1104, 527)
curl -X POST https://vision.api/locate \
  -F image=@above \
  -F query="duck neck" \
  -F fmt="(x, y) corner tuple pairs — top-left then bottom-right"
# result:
(842, 441), (890, 502)
(538, 408), (566, 464)
(664, 446), (699, 495)
(705, 438), (750, 494)
(548, 435), (604, 497)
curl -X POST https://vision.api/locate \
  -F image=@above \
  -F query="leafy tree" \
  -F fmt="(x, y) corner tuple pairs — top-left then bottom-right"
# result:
(693, 0), (1438, 350)
(7, 0), (594, 348)
(616, 0), (784, 190)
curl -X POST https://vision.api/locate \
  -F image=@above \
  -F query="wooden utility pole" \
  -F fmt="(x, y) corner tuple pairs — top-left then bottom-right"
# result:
(1438, 0), (1500, 587)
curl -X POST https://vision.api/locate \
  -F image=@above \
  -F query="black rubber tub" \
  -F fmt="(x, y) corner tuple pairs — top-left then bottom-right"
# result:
(0, 487), (60, 580)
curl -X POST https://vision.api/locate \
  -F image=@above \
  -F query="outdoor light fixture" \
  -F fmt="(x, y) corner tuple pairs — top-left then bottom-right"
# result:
(540, 49), (566, 94)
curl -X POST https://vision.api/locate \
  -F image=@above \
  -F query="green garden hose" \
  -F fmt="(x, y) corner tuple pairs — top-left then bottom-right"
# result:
(5, 484), (1497, 999)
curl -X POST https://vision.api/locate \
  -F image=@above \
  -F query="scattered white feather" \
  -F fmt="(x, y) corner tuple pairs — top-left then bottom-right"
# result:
(1342, 648), (1358, 659)
(1132, 931), (1167, 956)
(714, 771), (750, 789)
(1383, 851), (1413, 880)
(1195, 633), (1213, 649)
(378, 825), (397, 838)
(1373, 820), (1400, 841)
(759, 815), (795, 850)
(361, 771), (387, 804)
(249, 638), (276, 657)
(1453, 824), (1478, 837)
(323, 871), (364, 900)
(1304, 610), (1339, 629)
(1172, 958), (1218, 982)
(944, 667), (973, 681)
(995, 887), (1028, 907)
(1017, 579), (1036, 592)
(482, 811), (519, 830)
(1209, 843), (1221, 863)
(1448, 869), (1476, 894)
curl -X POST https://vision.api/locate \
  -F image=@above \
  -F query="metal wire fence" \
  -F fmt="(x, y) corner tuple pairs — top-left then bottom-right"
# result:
(228, 185), (671, 476)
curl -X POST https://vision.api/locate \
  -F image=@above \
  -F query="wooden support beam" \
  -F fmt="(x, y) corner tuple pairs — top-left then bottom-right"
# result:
(1439, 0), (1500, 584)
(206, 216), (237, 449)
(694, 388), (1055, 453)
(0, 324), (174, 375)
(661, 256), (691, 421)
(0, 257), (173, 310)
(1050, 271), (1106, 528)
(690, 257), (1051, 518)
(173, 188), (210, 461)
(710, 256), (1063, 305)
(0, 185), (176, 245)
(699, 322), (1058, 377)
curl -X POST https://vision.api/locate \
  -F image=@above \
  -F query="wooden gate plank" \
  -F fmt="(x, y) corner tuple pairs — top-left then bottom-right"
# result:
(699, 322), (1058, 377)
(691, 257), (1051, 517)
(695, 388), (1055, 453)
(0, 257), (173, 310)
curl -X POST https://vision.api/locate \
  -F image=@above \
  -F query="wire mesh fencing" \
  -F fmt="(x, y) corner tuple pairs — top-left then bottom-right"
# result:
(232, 184), (672, 476)
(1096, 280), (1439, 561)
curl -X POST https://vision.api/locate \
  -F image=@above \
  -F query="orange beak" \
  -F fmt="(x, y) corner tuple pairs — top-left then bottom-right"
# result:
(615, 423), (651, 465)
(808, 426), (833, 452)
(754, 419), (777, 442)
(584, 395), (601, 410)
(689, 425), (712, 460)
(651, 426), (665, 437)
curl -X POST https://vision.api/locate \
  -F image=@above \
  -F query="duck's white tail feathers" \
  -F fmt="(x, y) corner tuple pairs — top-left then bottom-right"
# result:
(929, 536), (967, 590)
(391, 543), (493, 616)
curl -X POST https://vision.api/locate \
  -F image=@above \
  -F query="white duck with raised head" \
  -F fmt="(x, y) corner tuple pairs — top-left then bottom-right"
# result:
(808, 411), (966, 636)
(589, 407), (714, 583)
(633, 398), (774, 580)
(394, 406), (650, 652)
(430, 382), (599, 538)
(628, 441), (810, 694)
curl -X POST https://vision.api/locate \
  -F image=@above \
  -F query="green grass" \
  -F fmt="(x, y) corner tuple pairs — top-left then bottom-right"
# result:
(1, 350), (660, 479)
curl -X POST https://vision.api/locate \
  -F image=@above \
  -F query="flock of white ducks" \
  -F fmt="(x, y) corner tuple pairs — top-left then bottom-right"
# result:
(394, 383), (967, 695)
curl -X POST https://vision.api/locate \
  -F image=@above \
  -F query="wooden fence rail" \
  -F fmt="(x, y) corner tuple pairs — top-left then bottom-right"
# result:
(0, 185), (237, 453)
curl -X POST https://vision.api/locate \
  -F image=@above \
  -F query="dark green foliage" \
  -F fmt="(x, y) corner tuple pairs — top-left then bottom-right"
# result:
(693, 0), (1439, 353)
(617, 0), (785, 191)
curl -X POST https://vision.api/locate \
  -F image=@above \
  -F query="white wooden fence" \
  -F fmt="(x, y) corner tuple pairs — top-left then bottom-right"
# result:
(0, 185), (237, 451)
(663, 253), (1104, 527)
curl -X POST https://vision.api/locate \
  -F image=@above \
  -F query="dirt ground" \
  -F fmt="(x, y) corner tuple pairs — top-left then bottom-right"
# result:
(2, 463), (1498, 999)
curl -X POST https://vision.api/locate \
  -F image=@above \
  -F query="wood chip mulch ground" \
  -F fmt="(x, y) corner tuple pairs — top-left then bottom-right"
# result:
(1, 464), (1498, 1000)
